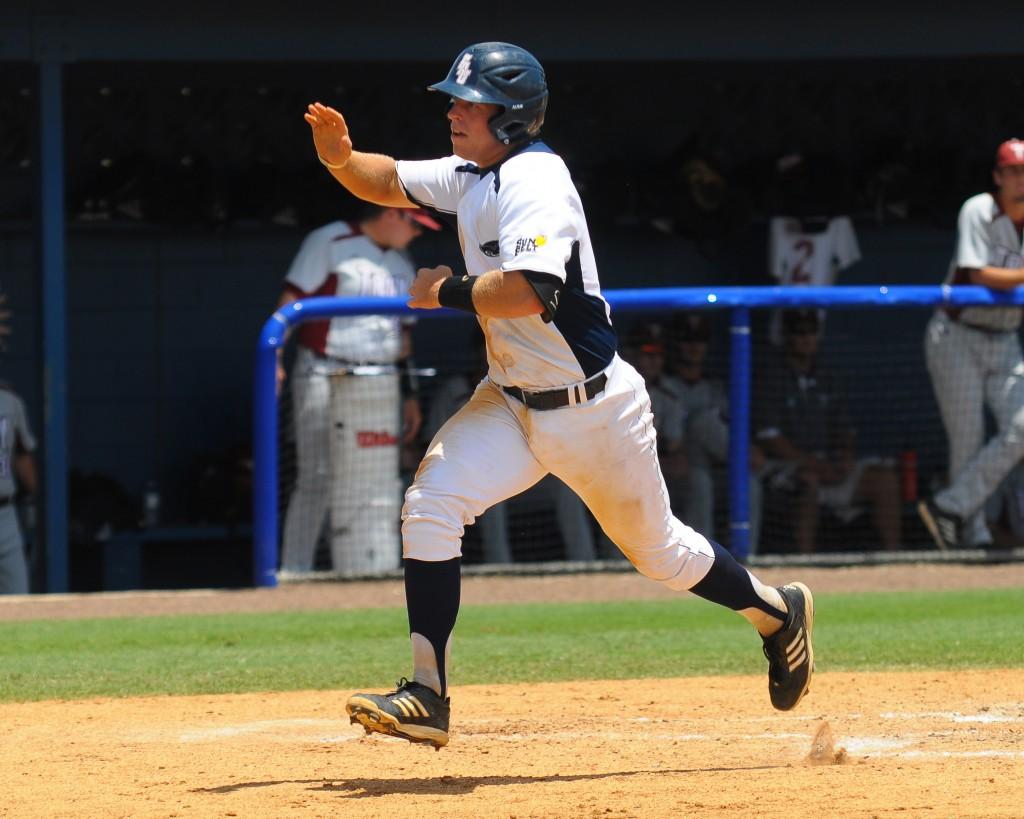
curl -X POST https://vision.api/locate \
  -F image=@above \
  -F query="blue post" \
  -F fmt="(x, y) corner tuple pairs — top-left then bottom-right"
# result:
(252, 312), (288, 588)
(728, 307), (752, 561)
(37, 59), (69, 593)
(251, 298), (414, 587)
(253, 287), (1024, 584)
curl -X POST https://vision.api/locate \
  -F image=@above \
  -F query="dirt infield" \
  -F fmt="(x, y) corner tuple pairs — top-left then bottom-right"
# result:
(2, 564), (1023, 817)
(2, 671), (1021, 818)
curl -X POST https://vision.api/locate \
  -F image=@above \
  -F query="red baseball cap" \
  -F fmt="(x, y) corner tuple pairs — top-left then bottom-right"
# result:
(996, 139), (1024, 167)
(407, 208), (443, 231)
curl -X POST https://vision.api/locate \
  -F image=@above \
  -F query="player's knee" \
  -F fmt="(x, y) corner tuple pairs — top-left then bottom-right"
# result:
(617, 520), (716, 591)
(401, 518), (463, 561)
(401, 484), (469, 561)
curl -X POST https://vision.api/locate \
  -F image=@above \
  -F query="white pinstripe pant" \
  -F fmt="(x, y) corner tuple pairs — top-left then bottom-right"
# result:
(925, 312), (1024, 544)
(402, 355), (716, 590)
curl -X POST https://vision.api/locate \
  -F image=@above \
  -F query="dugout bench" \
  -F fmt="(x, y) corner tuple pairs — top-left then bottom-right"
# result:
(90, 525), (254, 591)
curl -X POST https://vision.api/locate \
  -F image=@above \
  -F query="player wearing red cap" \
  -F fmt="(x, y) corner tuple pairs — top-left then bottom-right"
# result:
(919, 139), (1024, 550)
(276, 204), (440, 575)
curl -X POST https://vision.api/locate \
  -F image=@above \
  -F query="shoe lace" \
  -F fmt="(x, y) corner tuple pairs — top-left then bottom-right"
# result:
(390, 677), (414, 695)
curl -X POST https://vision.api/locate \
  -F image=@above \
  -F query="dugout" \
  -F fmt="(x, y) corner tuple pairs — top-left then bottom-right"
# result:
(3, 2), (1024, 590)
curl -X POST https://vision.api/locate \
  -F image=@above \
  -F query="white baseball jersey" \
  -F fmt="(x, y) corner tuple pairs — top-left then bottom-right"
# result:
(396, 142), (617, 390)
(0, 385), (35, 499)
(944, 192), (1024, 331)
(768, 216), (861, 287)
(284, 220), (415, 363)
(768, 215), (861, 344)
(398, 141), (716, 593)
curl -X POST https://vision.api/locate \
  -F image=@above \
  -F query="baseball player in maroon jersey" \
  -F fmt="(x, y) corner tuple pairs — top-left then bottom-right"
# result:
(305, 42), (815, 749)
(277, 204), (440, 574)
(919, 139), (1024, 550)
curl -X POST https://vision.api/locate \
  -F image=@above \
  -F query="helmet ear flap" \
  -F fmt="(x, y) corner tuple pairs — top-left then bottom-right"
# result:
(486, 106), (512, 144)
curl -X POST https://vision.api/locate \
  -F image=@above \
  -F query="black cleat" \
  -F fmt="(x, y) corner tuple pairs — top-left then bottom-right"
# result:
(346, 678), (450, 749)
(917, 497), (960, 551)
(762, 582), (815, 711)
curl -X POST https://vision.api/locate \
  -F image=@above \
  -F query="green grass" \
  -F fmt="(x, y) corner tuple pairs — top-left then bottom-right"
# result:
(1, 588), (1022, 702)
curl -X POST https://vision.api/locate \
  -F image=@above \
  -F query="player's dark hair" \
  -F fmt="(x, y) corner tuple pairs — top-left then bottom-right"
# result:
(352, 202), (389, 224)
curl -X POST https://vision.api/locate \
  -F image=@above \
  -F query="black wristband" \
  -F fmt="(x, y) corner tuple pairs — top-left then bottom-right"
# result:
(437, 275), (478, 314)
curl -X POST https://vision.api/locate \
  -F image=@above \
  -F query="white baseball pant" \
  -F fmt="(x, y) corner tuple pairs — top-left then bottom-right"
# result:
(281, 349), (331, 573)
(327, 371), (402, 573)
(925, 311), (1024, 544)
(281, 348), (401, 573)
(0, 506), (28, 594)
(402, 355), (716, 590)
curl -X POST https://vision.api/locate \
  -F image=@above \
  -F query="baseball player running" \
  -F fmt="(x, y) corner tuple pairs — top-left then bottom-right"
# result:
(919, 139), (1024, 550)
(305, 42), (815, 749)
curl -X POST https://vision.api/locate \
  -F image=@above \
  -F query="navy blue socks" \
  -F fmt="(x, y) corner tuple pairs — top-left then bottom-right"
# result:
(405, 557), (461, 696)
(689, 540), (787, 621)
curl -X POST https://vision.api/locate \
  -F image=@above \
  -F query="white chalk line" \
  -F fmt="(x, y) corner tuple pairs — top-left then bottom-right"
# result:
(879, 710), (1024, 724)
(168, 718), (356, 743)
(741, 705), (1024, 725)
(158, 712), (1024, 761)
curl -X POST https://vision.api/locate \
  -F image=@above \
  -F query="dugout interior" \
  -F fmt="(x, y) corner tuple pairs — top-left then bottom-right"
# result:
(3, 54), (1024, 584)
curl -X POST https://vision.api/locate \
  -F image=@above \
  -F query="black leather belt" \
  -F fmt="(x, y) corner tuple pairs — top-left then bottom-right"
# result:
(0, 497), (13, 508)
(502, 372), (608, 410)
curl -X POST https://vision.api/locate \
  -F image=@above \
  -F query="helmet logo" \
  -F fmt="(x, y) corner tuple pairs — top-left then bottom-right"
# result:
(455, 53), (473, 85)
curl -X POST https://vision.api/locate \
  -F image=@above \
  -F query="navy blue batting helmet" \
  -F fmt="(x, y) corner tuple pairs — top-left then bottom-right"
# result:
(429, 42), (548, 145)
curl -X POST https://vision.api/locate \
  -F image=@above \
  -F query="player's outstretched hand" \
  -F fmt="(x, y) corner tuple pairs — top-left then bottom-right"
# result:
(408, 265), (453, 310)
(304, 102), (353, 169)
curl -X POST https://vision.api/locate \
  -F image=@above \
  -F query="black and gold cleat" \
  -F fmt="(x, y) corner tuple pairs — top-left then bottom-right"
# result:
(762, 582), (815, 711)
(346, 678), (450, 750)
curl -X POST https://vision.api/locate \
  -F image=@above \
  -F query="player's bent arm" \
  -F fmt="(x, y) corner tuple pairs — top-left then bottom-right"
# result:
(966, 266), (1024, 289)
(411, 266), (545, 318)
(469, 269), (545, 318)
(326, 151), (413, 209)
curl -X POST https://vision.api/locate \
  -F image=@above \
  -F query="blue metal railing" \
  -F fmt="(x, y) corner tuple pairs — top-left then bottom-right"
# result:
(253, 285), (1024, 586)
